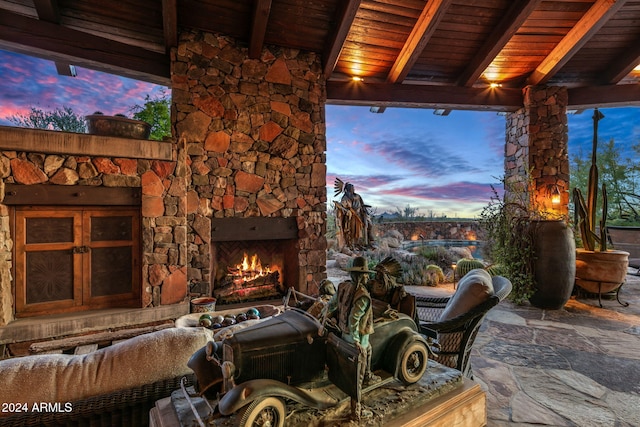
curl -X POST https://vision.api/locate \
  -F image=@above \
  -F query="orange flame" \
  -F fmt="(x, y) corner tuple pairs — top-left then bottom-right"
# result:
(233, 253), (272, 283)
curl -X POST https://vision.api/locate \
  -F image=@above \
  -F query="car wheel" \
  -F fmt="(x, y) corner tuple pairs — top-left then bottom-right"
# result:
(398, 340), (428, 385)
(236, 396), (285, 427)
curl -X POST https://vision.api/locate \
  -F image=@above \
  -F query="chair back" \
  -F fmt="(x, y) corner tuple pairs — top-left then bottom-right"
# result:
(416, 275), (512, 378)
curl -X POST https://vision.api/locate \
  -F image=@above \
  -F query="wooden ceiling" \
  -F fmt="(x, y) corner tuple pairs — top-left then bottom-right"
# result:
(0, 0), (639, 112)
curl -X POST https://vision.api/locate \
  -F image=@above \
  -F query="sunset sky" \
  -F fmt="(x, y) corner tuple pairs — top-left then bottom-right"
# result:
(1, 49), (638, 218)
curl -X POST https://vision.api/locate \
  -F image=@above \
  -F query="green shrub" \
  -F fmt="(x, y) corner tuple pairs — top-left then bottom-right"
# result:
(484, 264), (504, 277)
(425, 265), (445, 286)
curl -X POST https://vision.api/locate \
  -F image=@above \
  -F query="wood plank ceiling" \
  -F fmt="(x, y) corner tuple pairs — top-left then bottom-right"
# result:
(0, 0), (639, 112)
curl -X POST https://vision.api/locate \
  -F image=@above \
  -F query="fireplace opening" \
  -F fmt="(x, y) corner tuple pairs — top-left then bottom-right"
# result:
(210, 218), (300, 305)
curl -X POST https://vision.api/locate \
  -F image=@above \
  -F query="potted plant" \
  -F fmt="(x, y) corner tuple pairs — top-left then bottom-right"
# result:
(480, 175), (575, 308)
(85, 111), (151, 139)
(573, 109), (629, 303)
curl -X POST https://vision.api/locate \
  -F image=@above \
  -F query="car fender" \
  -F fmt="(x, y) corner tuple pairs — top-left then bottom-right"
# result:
(187, 345), (224, 396)
(218, 379), (339, 416)
(382, 328), (428, 377)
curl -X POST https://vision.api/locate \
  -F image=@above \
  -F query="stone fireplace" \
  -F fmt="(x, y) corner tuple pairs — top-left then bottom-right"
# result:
(174, 30), (328, 303)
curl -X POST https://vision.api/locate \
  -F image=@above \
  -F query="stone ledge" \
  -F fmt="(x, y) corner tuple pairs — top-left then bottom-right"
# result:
(0, 302), (189, 345)
(0, 125), (173, 160)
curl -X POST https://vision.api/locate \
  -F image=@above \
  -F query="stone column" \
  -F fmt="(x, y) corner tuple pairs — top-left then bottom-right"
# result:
(505, 85), (569, 217)
(172, 31), (328, 296)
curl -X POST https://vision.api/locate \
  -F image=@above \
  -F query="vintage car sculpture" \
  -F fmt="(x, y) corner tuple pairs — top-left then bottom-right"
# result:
(187, 291), (429, 427)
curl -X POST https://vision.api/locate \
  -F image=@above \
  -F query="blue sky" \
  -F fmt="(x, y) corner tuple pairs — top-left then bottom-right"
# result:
(1, 49), (638, 218)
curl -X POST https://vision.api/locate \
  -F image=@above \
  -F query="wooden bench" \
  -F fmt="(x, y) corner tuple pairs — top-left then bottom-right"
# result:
(607, 226), (640, 275)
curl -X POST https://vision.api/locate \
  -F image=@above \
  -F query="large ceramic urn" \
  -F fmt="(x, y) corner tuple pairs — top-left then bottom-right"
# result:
(529, 220), (576, 310)
(575, 249), (629, 294)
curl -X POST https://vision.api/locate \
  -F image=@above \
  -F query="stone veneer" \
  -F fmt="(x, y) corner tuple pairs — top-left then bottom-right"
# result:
(505, 86), (569, 216)
(173, 31), (328, 295)
(0, 149), (185, 326)
(375, 221), (484, 242)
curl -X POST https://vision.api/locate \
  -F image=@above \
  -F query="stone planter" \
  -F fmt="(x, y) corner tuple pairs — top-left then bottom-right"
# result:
(575, 249), (629, 294)
(85, 114), (151, 139)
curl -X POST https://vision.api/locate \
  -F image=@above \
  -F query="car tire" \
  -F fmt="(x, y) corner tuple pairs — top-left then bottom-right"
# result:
(398, 340), (428, 385)
(237, 396), (285, 427)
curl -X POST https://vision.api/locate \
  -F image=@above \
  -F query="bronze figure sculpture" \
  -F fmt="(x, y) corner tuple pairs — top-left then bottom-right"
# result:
(324, 256), (381, 420)
(334, 178), (375, 250)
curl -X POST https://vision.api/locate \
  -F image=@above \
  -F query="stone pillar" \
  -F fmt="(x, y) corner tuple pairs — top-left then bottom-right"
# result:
(172, 31), (328, 295)
(505, 86), (569, 217)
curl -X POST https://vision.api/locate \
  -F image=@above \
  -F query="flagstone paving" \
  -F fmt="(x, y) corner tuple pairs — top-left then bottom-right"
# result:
(421, 273), (640, 427)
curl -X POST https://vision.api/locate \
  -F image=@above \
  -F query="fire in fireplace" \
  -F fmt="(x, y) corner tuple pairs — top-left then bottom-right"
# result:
(211, 218), (300, 305)
(215, 251), (283, 303)
(229, 253), (277, 284)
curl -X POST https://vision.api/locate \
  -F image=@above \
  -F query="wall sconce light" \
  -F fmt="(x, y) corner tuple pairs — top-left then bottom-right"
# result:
(550, 185), (561, 205)
(489, 82), (502, 88)
(352, 76), (363, 82)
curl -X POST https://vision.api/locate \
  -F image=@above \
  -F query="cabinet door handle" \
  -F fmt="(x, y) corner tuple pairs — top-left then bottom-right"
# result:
(72, 246), (90, 254)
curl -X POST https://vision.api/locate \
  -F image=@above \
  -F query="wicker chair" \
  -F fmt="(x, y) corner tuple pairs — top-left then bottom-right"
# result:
(415, 275), (512, 378)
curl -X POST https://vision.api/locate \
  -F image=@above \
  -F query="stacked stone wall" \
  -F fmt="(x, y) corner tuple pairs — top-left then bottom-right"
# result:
(505, 86), (569, 216)
(0, 149), (185, 325)
(375, 221), (484, 242)
(172, 31), (328, 293)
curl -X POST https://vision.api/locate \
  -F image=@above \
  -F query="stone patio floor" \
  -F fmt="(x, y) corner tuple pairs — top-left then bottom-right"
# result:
(407, 272), (640, 427)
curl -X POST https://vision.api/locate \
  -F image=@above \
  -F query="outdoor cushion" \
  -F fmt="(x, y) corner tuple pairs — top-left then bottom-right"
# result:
(438, 268), (494, 321)
(0, 327), (212, 415)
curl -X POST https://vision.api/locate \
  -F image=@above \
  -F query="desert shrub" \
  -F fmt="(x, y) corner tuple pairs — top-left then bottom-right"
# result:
(425, 265), (445, 286)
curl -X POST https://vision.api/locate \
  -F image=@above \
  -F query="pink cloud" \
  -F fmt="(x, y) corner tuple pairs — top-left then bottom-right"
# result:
(377, 181), (499, 203)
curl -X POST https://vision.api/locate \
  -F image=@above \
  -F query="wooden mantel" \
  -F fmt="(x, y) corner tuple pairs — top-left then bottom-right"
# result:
(0, 125), (173, 160)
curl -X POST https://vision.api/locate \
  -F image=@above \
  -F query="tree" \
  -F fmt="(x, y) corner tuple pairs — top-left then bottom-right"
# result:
(130, 90), (171, 141)
(8, 106), (87, 133)
(5, 91), (172, 142)
(395, 204), (419, 219)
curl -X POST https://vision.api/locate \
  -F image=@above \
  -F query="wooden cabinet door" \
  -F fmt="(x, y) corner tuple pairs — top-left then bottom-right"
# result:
(83, 209), (140, 308)
(14, 209), (83, 315)
(14, 207), (140, 317)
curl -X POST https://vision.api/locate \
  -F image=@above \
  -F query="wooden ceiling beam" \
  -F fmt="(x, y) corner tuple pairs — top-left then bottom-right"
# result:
(568, 84), (640, 109)
(456, 0), (542, 87)
(323, 0), (361, 77)
(527, 0), (628, 86)
(33, 0), (75, 77)
(600, 35), (640, 84)
(249, 0), (272, 59)
(327, 81), (523, 112)
(162, 0), (178, 54)
(0, 9), (170, 86)
(32, 0), (60, 21)
(387, 0), (453, 83)
(374, 0), (452, 114)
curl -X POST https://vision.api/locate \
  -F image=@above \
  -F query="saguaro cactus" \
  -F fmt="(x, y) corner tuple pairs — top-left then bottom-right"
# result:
(573, 108), (608, 252)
